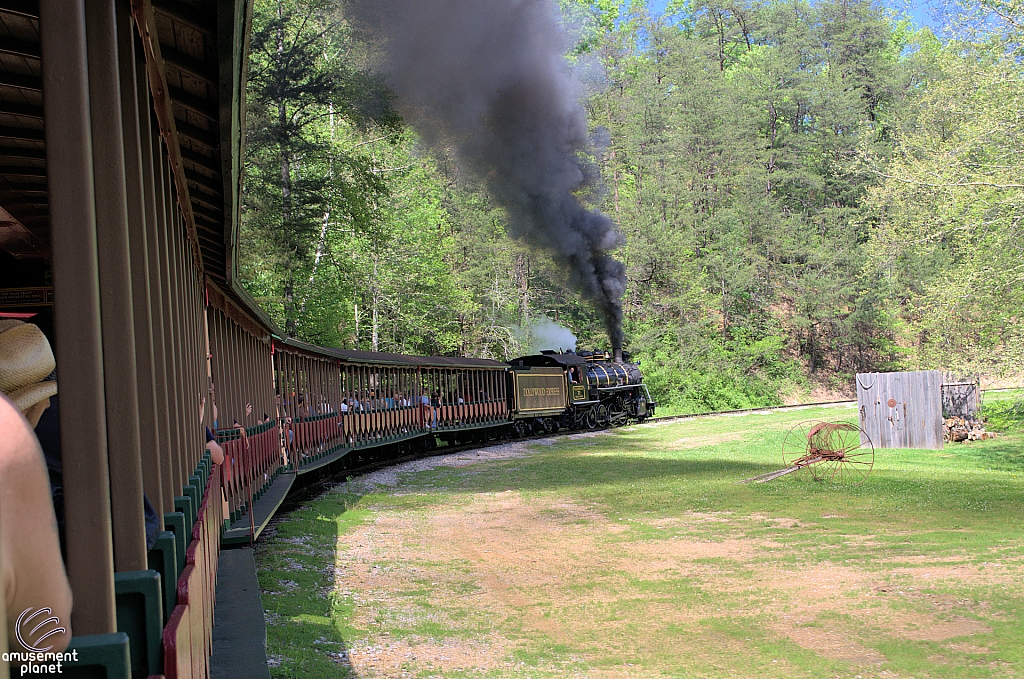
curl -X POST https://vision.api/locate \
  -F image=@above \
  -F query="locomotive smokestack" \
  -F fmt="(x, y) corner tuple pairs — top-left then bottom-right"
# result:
(349, 0), (627, 348)
(613, 347), (622, 364)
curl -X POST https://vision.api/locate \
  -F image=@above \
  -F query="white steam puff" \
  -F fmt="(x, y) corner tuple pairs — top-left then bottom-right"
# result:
(528, 317), (577, 354)
(350, 0), (627, 347)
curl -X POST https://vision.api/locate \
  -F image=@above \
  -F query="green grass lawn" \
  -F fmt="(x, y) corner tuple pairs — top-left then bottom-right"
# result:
(256, 392), (1024, 678)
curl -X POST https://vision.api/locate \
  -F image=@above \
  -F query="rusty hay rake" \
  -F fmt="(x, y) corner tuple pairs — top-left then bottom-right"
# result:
(741, 420), (875, 485)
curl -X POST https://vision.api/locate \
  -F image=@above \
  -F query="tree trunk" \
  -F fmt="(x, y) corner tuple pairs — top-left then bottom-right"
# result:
(370, 254), (380, 352)
(514, 253), (530, 327)
(284, 279), (296, 338)
(808, 328), (818, 373)
(766, 98), (778, 195)
(714, 9), (726, 71)
(721, 277), (729, 340)
(277, 0), (295, 335)
(299, 102), (334, 318)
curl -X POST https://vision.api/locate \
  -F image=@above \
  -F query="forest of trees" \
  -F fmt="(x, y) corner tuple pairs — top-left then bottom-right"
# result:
(239, 0), (1023, 414)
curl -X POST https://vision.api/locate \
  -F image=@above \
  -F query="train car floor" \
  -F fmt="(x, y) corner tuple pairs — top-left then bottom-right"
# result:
(210, 548), (272, 679)
(223, 470), (296, 547)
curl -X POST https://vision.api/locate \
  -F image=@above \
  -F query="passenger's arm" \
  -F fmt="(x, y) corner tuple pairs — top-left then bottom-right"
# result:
(0, 396), (72, 653)
(205, 427), (224, 465)
(206, 439), (225, 466)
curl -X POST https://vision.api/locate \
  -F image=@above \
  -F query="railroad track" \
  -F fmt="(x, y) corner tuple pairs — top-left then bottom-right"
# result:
(274, 398), (863, 517)
(274, 389), (1024, 527)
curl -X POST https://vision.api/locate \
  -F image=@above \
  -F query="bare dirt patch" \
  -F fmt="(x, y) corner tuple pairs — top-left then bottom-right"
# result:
(347, 636), (516, 678)
(779, 624), (887, 664)
(330, 486), (1015, 676)
(904, 618), (992, 642)
(666, 431), (745, 450)
(310, 430), (1024, 676)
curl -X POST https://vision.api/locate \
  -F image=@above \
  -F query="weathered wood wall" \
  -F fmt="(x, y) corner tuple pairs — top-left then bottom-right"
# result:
(856, 371), (944, 450)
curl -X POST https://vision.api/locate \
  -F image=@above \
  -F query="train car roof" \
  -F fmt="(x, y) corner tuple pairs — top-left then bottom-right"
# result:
(279, 339), (507, 368)
(337, 349), (507, 368)
(509, 353), (587, 367)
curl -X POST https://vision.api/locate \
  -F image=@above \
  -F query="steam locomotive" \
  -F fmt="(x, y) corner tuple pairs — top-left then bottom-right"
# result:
(505, 349), (655, 436)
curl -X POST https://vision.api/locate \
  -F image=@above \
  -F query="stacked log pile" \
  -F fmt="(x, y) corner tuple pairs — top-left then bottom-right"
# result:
(943, 417), (999, 442)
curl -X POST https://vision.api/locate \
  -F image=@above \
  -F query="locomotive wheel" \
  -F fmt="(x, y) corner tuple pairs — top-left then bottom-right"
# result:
(609, 406), (627, 427)
(596, 404), (610, 428)
(585, 407), (598, 430)
(512, 420), (529, 438)
(542, 417), (557, 434)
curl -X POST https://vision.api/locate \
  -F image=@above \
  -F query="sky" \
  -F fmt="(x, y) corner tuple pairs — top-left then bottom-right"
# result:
(646, 0), (941, 31)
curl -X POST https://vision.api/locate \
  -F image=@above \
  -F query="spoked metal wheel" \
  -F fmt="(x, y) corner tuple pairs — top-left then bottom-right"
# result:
(782, 420), (874, 485)
(782, 420), (819, 469)
(609, 405), (628, 427)
(585, 407), (598, 430)
(808, 422), (874, 485)
(596, 404), (610, 428)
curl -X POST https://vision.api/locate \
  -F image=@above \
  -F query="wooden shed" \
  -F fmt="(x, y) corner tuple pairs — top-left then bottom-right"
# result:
(856, 371), (944, 449)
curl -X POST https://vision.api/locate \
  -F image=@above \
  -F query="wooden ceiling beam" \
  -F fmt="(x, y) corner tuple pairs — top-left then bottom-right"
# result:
(0, 165), (45, 177)
(174, 118), (219, 150)
(0, 0), (39, 19)
(2, 180), (45, 192)
(0, 36), (40, 60)
(184, 168), (222, 197)
(0, 146), (45, 161)
(168, 84), (218, 119)
(188, 190), (222, 215)
(0, 200), (46, 259)
(152, 0), (215, 35)
(159, 45), (217, 86)
(0, 126), (44, 142)
(0, 71), (42, 92)
(0, 101), (43, 119)
(192, 202), (222, 225)
(178, 143), (221, 173)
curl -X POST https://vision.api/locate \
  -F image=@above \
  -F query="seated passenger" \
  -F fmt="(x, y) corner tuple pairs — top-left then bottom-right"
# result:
(206, 426), (224, 465)
(0, 320), (72, 653)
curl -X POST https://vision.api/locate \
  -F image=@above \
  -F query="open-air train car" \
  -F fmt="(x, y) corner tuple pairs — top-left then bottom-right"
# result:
(0, 2), (652, 677)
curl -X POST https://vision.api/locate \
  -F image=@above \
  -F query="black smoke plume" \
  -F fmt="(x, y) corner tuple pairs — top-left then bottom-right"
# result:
(349, 0), (627, 348)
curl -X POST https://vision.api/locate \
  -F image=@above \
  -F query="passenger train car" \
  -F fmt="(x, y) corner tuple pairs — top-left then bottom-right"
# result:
(0, 1), (650, 677)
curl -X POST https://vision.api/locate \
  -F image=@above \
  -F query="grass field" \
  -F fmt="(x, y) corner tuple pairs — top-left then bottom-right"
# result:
(256, 392), (1024, 678)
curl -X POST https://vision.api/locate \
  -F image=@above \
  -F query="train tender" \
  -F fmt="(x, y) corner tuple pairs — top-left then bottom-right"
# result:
(507, 349), (655, 435)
